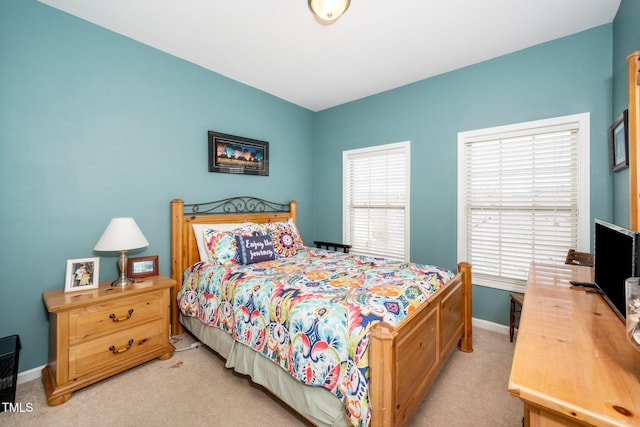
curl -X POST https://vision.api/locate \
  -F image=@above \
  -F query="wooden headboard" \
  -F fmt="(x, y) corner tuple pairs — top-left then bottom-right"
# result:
(169, 196), (297, 334)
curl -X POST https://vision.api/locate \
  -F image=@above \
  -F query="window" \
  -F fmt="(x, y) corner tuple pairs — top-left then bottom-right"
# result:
(343, 141), (410, 260)
(458, 113), (590, 292)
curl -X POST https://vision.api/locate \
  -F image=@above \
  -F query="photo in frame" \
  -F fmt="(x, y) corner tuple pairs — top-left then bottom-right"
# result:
(127, 255), (159, 279)
(65, 257), (100, 292)
(610, 109), (629, 172)
(208, 131), (269, 176)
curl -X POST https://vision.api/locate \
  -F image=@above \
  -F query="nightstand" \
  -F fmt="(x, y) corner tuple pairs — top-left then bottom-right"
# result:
(41, 275), (176, 406)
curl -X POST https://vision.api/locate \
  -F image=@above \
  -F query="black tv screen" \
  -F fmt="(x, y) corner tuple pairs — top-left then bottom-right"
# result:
(594, 219), (639, 321)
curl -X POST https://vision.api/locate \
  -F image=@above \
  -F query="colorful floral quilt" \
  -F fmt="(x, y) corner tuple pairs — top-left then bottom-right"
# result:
(177, 248), (454, 426)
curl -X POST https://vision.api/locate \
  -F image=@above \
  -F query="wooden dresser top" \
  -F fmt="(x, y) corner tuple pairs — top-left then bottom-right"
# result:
(509, 262), (640, 426)
(42, 275), (176, 313)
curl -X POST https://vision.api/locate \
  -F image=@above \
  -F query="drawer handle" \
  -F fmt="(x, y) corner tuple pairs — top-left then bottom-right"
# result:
(109, 339), (134, 354)
(109, 309), (134, 322)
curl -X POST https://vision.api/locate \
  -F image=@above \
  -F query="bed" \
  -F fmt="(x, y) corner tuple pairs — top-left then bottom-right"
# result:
(170, 196), (473, 427)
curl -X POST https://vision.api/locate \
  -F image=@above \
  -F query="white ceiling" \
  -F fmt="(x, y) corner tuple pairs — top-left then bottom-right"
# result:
(39, 0), (621, 112)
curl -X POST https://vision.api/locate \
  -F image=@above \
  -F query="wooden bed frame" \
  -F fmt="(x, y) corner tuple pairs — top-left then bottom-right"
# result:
(170, 196), (473, 427)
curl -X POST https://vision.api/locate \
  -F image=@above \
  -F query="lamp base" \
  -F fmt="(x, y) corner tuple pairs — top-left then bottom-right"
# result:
(111, 276), (134, 287)
(112, 250), (133, 287)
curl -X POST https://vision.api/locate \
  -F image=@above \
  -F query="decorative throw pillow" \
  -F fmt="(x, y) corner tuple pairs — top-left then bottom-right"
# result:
(264, 219), (304, 258)
(203, 229), (239, 265)
(235, 234), (276, 264)
(203, 223), (263, 265)
(193, 223), (252, 262)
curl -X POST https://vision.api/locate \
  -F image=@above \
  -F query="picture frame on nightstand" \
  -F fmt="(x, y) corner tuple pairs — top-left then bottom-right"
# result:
(127, 255), (159, 279)
(64, 257), (99, 292)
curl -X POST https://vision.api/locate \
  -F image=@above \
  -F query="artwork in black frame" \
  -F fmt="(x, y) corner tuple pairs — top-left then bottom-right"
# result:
(208, 131), (269, 176)
(610, 110), (629, 172)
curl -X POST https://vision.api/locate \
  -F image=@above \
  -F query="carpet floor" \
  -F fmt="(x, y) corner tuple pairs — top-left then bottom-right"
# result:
(0, 327), (523, 426)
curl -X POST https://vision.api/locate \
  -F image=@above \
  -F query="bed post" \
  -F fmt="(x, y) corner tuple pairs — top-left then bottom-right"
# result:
(368, 322), (396, 427)
(170, 199), (185, 335)
(457, 261), (473, 353)
(289, 200), (298, 225)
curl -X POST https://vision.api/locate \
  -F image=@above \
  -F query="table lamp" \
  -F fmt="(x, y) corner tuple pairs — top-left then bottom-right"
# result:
(94, 217), (149, 286)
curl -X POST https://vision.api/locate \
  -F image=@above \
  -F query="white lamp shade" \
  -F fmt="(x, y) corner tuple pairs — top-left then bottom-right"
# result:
(94, 217), (149, 252)
(308, 0), (350, 23)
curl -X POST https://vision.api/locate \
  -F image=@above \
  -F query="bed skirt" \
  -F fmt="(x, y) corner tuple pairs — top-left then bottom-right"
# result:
(180, 315), (350, 427)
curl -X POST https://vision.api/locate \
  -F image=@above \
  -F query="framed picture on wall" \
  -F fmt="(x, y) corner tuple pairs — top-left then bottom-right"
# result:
(208, 131), (269, 176)
(610, 109), (629, 172)
(64, 257), (100, 292)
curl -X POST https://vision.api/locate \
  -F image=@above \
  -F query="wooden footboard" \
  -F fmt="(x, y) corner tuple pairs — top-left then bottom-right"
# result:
(368, 262), (472, 427)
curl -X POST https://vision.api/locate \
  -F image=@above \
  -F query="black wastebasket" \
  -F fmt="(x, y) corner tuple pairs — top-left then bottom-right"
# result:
(0, 335), (21, 412)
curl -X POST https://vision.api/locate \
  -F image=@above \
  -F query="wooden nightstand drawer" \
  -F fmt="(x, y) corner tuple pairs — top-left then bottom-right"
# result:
(42, 275), (176, 406)
(68, 290), (164, 343)
(68, 320), (165, 379)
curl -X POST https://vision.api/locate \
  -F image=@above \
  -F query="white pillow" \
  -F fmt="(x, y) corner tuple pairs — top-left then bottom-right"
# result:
(192, 223), (252, 262)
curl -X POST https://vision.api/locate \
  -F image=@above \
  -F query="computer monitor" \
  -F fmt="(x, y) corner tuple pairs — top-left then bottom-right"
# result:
(594, 219), (640, 322)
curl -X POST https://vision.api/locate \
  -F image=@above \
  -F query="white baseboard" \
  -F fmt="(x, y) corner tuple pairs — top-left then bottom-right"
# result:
(16, 317), (508, 385)
(473, 317), (509, 335)
(17, 365), (44, 385)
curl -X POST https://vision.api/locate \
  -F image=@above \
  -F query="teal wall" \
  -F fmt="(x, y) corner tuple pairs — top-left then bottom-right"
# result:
(612, 0), (640, 227)
(2, 0), (636, 373)
(313, 25), (614, 325)
(0, 0), (315, 371)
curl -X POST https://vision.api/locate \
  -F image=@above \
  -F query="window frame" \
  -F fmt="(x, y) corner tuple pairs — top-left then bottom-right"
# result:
(457, 113), (590, 292)
(342, 141), (411, 261)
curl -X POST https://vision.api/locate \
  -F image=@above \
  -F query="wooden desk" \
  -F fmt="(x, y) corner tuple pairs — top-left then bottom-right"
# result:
(508, 262), (640, 426)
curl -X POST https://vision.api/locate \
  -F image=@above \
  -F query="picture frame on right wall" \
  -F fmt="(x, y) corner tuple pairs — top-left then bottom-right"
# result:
(610, 109), (629, 172)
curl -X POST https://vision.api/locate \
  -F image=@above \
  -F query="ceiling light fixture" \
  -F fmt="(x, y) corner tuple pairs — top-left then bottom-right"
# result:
(308, 0), (350, 24)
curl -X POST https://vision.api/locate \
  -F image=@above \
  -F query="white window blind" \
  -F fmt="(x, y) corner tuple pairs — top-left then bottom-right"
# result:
(343, 141), (410, 261)
(458, 114), (590, 291)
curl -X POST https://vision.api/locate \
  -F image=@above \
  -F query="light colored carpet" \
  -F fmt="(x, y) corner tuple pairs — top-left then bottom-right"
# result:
(0, 327), (523, 426)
